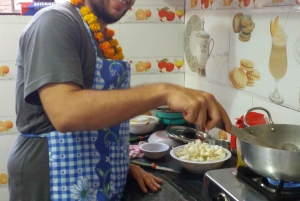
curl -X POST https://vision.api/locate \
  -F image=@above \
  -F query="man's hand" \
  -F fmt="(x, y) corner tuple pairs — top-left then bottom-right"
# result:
(165, 85), (232, 133)
(128, 164), (162, 193)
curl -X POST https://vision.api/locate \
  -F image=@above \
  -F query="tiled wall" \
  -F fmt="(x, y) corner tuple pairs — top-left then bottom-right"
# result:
(184, 2), (300, 124)
(0, 0), (185, 199)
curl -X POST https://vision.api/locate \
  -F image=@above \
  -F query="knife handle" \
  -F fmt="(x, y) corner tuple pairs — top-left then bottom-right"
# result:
(129, 136), (141, 143)
(131, 160), (156, 169)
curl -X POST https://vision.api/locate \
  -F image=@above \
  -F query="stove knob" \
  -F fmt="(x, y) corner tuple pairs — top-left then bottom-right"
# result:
(213, 192), (229, 201)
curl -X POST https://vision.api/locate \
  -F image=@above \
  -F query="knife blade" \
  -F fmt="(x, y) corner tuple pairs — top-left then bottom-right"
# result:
(131, 160), (180, 173)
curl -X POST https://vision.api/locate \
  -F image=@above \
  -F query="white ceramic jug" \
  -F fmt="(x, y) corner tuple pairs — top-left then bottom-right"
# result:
(193, 18), (214, 76)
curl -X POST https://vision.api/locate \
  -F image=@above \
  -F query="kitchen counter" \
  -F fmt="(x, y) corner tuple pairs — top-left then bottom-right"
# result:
(122, 147), (237, 201)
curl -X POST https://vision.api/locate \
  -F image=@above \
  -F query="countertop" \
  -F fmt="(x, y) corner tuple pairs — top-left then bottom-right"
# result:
(122, 136), (237, 201)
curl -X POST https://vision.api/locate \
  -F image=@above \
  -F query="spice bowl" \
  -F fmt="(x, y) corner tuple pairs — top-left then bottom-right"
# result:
(140, 142), (169, 159)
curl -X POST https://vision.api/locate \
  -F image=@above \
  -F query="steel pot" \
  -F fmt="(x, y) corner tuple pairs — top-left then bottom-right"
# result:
(239, 107), (300, 182)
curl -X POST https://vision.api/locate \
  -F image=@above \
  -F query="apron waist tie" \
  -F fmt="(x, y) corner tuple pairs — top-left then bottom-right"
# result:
(20, 133), (49, 138)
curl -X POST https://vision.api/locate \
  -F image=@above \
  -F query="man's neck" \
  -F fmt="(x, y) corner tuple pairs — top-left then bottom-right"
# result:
(83, 0), (107, 33)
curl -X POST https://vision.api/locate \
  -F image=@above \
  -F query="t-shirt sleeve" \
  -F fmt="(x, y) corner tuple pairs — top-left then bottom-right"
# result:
(20, 9), (84, 105)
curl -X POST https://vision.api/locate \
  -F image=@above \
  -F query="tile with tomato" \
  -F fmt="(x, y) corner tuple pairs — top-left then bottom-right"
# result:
(120, 6), (184, 23)
(127, 57), (185, 74)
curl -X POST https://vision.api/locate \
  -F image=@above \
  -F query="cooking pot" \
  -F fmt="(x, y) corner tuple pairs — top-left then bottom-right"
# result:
(239, 107), (300, 182)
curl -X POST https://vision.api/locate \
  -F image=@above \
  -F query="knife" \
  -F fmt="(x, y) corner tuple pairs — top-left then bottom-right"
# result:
(130, 135), (150, 143)
(131, 160), (180, 173)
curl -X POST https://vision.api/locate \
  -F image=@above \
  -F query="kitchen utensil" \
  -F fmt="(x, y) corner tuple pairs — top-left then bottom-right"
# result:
(130, 135), (150, 143)
(166, 125), (211, 143)
(215, 120), (278, 149)
(280, 142), (300, 152)
(170, 145), (232, 174)
(238, 107), (300, 182)
(131, 160), (180, 173)
(129, 115), (159, 134)
(139, 142), (169, 159)
(147, 130), (182, 147)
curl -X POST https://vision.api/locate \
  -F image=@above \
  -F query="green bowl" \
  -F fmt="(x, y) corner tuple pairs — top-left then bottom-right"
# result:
(156, 110), (186, 125)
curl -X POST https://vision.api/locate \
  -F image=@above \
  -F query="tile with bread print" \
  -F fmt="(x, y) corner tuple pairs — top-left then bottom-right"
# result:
(229, 59), (261, 90)
(229, 8), (300, 110)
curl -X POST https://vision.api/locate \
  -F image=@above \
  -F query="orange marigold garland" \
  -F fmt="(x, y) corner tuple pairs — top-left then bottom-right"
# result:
(70, 0), (124, 60)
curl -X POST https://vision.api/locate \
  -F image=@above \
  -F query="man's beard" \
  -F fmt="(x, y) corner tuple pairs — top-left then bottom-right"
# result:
(89, 0), (127, 24)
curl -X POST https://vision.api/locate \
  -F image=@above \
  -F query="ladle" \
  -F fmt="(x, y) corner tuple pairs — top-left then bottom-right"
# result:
(215, 121), (278, 149)
(280, 143), (300, 152)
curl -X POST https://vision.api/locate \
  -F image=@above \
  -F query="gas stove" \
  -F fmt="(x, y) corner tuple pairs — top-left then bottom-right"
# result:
(203, 167), (300, 201)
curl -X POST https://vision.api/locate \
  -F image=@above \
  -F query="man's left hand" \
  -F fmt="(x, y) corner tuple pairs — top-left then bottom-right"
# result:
(128, 164), (162, 193)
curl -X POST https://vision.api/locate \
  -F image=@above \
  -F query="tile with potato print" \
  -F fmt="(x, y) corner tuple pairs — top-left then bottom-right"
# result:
(229, 8), (300, 110)
(0, 116), (17, 134)
(120, 6), (184, 23)
(127, 57), (185, 74)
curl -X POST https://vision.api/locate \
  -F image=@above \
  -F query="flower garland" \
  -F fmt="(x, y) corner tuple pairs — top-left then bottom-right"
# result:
(71, 0), (124, 60)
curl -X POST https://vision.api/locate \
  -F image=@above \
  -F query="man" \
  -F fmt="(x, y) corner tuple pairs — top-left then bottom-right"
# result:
(7, 0), (232, 200)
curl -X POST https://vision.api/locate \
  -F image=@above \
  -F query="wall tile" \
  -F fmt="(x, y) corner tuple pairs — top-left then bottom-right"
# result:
(253, 97), (300, 124)
(128, 56), (184, 74)
(229, 7), (300, 110)
(185, 10), (230, 83)
(121, 5), (184, 23)
(185, 73), (253, 123)
(131, 73), (185, 87)
(120, 23), (184, 59)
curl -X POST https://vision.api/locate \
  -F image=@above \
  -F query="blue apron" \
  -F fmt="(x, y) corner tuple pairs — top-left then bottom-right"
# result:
(21, 8), (131, 201)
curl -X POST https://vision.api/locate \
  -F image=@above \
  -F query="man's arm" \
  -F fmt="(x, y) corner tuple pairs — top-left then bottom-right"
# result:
(38, 82), (232, 133)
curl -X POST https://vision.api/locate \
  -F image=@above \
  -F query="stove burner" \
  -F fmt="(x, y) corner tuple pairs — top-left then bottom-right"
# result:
(267, 178), (300, 189)
(237, 166), (300, 201)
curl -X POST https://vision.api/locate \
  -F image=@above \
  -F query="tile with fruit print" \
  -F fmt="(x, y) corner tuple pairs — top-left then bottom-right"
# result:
(120, 6), (184, 23)
(0, 116), (17, 135)
(126, 57), (185, 74)
(0, 62), (16, 80)
(214, 0), (255, 8)
(0, 169), (8, 187)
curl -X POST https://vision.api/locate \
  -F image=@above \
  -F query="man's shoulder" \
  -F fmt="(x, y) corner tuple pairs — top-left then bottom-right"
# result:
(33, 2), (79, 22)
